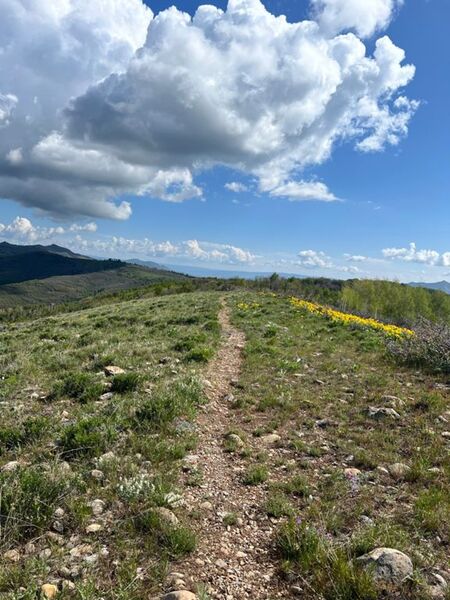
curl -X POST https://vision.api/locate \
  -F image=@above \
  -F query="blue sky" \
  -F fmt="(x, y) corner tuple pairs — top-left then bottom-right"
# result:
(0, 0), (448, 281)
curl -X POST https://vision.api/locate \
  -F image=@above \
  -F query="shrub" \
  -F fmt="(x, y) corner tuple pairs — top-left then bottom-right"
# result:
(185, 347), (213, 363)
(387, 319), (450, 373)
(0, 468), (66, 544)
(111, 373), (140, 394)
(242, 464), (268, 486)
(0, 417), (49, 453)
(265, 493), (294, 518)
(59, 417), (114, 458)
(53, 372), (104, 403)
(133, 511), (196, 558)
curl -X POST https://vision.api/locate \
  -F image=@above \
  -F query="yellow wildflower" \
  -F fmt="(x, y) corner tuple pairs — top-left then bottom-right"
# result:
(289, 297), (413, 338)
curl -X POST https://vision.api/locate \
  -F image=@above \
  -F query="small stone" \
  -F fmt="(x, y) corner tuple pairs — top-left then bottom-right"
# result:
(441, 431), (450, 439)
(54, 507), (65, 519)
(41, 584), (58, 599)
(388, 463), (411, 481)
(86, 523), (103, 534)
(162, 593), (197, 600)
(215, 559), (227, 569)
(1, 460), (20, 473)
(368, 407), (401, 420)
(316, 418), (337, 428)
(91, 469), (104, 480)
(260, 433), (281, 447)
(356, 548), (413, 584)
(3, 549), (20, 562)
(91, 499), (105, 516)
(155, 507), (179, 527)
(200, 501), (213, 511)
(344, 468), (362, 479)
(226, 433), (245, 448)
(99, 392), (113, 401)
(104, 366), (125, 376)
(98, 451), (115, 463)
(426, 573), (448, 599)
(53, 521), (64, 533)
(62, 580), (76, 592)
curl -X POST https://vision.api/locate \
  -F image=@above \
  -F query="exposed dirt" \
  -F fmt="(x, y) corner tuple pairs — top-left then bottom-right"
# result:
(165, 301), (292, 599)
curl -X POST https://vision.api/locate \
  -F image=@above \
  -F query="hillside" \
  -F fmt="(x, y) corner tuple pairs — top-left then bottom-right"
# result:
(0, 242), (185, 307)
(0, 289), (448, 599)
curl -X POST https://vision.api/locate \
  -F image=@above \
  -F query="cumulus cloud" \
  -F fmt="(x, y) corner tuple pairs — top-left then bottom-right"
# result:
(382, 242), (449, 267)
(297, 249), (333, 269)
(73, 235), (257, 265)
(0, 0), (416, 219)
(0, 216), (96, 243)
(311, 0), (403, 38)
(269, 180), (338, 202)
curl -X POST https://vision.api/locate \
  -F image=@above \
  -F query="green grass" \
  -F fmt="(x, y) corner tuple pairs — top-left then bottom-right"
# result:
(0, 290), (221, 597)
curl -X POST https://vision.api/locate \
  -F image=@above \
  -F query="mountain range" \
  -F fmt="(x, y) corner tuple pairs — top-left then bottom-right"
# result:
(409, 280), (450, 295)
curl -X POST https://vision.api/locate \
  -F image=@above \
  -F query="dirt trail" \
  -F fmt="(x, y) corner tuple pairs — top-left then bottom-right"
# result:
(167, 300), (290, 599)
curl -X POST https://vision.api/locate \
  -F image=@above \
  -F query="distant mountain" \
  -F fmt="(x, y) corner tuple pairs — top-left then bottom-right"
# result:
(0, 241), (87, 259)
(409, 281), (450, 295)
(165, 264), (306, 279)
(126, 258), (168, 271)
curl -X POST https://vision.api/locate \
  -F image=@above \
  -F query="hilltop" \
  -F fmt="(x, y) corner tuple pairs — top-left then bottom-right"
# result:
(0, 285), (448, 599)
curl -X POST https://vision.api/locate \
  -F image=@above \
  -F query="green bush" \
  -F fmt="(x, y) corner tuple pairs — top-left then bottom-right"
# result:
(0, 468), (66, 543)
(0, 417), (49, 453)
(111, 372), (140, 394)
(59, 417), (114, 458)
(53, 372), (104, 403)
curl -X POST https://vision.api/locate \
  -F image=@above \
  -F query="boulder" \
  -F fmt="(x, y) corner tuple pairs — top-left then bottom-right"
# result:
(356, 548), (413, 584)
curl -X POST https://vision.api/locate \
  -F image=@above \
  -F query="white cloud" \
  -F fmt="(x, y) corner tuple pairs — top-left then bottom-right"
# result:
(268, 180), (338, 202)
(297, 249), (333, 269)
(225, 182), (249, 193)
(311, 0), (403, 38)
(0, 0), (416, 219)
(0, 216), (95, 243)
(382, 242), (450, 267)
(345, 254), (369, 262)
(73, 235), (257, 265)
(6, 147), (23, 165)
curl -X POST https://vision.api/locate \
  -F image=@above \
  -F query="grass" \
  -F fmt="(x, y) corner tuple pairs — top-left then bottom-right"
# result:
(229, 291), (449, 599)
(242, 464), (268, 486)
(0, 290), (221, 597)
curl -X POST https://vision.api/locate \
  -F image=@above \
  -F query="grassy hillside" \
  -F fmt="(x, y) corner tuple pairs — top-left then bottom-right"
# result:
(0, 289), (448, 599)
(0, 265), (186, 308)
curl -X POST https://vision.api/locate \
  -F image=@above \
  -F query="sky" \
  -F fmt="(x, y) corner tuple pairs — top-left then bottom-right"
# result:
(0, 0), (449, 281)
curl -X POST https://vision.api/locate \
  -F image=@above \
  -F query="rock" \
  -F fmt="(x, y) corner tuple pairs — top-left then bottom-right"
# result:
(41, 584), (58, 599)
(98, 451), (115, 463)
(99, 392), (113, 401)
(426, 573), (448, 599)
(54, 507), (65, 519)
(260, 433), (281, 447)
(1, 460), (20, 473)
(3, 549), (20, 562)
(381, 394), (401, 403)
(316, 418), (337, 428)
(344, 468), (362, 479)
(388, 463), (411, 481)
(161, 593), (197, 600)
(182, 455), (199, 472)
(226, 433), (245, 448)
(91, 469), (104, 480)
(356, 548), (413, 584)
(69, 544), (93, 559)
(91, 499), (105, 516)
(200, 501), (213, 511)
(215, 559), (227, 569)
(441, 431), (450, 439)
(104, 366), (125, 376)
(155, 507), (179, 527)
(86, 523), (103, 534)
(368, 407), (401, 420)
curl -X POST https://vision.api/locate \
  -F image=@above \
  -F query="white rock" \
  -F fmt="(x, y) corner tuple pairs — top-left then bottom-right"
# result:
(388, 463), (411, 481)
(91, 499), (105, 516)
(86, 523), (103, 534)
(3, 549), (20, 562)
(356, 548), (413, 584)
(161, 593), (197, 600)
(104, 366), (126, 376)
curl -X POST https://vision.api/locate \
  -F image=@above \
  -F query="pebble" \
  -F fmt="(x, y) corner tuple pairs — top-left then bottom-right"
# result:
(91, 499), (105, 516)
(41, 584), (58, 599)
(104, 366), (125, 376)
(86, 523), (103, 534)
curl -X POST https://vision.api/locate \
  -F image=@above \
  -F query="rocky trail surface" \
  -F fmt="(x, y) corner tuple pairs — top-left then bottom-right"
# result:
(161, 302), (291, 600)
